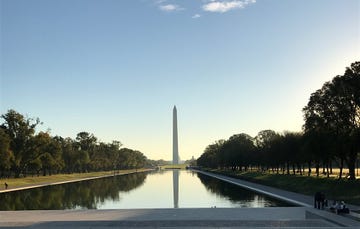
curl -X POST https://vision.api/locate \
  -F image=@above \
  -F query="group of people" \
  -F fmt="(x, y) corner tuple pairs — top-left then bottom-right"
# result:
(329, 200), (350, 214)
(314, 191), (350, 214)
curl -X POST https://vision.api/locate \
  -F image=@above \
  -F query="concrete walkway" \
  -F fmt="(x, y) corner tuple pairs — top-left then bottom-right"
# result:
(194, 170), (360, 227)
(0, 208), (318, 223)
(1, 169), (360, 228)
(195, 170), (360, 211)
(0, 208), (359, 228)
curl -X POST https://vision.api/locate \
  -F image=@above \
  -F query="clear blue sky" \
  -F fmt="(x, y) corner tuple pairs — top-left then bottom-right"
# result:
(1, 0), (359, 160)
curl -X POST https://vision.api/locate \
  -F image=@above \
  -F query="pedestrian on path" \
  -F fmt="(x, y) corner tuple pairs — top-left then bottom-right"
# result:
(4, 182), (8, 189)
(314, 191), (325, 209)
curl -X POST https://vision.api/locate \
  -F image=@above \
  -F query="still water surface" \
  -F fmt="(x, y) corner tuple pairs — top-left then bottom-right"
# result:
(0, 170), (293, 210)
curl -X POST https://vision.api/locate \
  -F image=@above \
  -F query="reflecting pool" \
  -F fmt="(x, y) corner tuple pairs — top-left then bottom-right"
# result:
(0, 170), (294, 210)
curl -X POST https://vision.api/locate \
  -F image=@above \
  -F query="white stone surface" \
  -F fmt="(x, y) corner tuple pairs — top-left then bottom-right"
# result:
(173, 106), (179, 164)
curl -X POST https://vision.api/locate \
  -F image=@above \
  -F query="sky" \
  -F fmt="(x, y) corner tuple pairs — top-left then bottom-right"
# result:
(1, 0), (359, 161)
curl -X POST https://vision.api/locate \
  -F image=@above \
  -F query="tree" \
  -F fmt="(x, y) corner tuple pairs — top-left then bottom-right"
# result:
(221, 133), (255, 171)
(0, 128), (14, 177)
(197, 140), (225, 169)
(303, 61), (360, 180)
(75, 132), (97, 172)
(336, 62), (360, 180)
(0, 110), (150, 177)
(56, 137), (77, 173)
(255, 130), (279, 170)
(89, 141), (122, 171)
(32, 132), (64, 176)
(281, 132), (303, 175)
(1, 110), (41, 177)
(76, 132), (97, 152)
(116, 148), (146, 170)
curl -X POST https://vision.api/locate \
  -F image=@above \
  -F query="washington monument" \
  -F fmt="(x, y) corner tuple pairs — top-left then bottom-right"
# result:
(173, 106), (179, 164)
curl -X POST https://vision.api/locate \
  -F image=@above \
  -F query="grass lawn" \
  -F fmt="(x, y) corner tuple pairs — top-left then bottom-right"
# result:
(0, 169), (149, 191)
(159, 164), (188, 169)
(208, 169), (360, 206)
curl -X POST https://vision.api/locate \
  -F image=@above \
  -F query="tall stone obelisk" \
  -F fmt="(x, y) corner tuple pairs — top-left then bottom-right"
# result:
(173, 106), (179, 164)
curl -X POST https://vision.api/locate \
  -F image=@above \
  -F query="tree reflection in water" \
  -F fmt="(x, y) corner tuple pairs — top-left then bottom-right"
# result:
(0, 172), (147, 210)
(197, 173), (293, 207)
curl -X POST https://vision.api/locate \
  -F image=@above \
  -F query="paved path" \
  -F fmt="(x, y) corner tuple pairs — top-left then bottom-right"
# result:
(195, 170), (314, 208)
(195, 170), (360, 211)
(194, 170), (360, 227)
(0, 207), (359, 228)
(196, 170), (360, 215)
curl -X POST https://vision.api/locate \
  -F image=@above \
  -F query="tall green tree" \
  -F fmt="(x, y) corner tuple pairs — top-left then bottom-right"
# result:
(75, 132), (97, 172)
(33, 132), (64, 176)
(197, 140), (225, 169)
(0, 128), (14, 176)
(1, 110), (41, 177)
(335, 62), (360, 179)
(303, 61), (360, 180)
(255, 130), (279, 170)
(221, 133), (255, 171)
(117, 148), (146, 170)
(76, 132), (97, 152)
(55, 137), (77, 173)
(281, 132), (303, 175)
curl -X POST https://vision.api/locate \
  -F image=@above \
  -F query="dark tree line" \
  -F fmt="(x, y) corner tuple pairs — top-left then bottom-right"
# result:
(0, 110), (147, 178)
(198, 61), (360, 180)
(197, 131), (305, 175)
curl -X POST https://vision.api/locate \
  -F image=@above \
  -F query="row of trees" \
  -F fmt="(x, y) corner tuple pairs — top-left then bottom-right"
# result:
(0, 110), (147, 178)
(198, 61), (360, 180)
(197, 131), (305, 174)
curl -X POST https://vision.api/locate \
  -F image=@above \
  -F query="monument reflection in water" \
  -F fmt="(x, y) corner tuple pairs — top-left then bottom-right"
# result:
(0, 170), (293, 210)
(173, 169), (179, 208)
